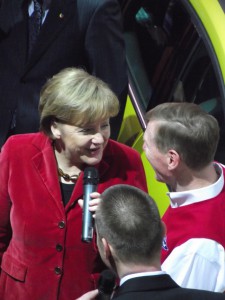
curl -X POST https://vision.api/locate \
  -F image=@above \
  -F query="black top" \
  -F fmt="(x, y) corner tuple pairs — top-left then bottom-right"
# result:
(59, 182), (74, 206)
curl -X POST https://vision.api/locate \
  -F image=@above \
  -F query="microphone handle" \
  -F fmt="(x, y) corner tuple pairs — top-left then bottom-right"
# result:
(96, 293), (112, 300)
(82, 184), (97, 242)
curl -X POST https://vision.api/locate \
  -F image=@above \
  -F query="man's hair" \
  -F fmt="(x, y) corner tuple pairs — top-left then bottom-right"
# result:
(39, 67), (119, 137)
(146, 102), (220, 170)
(95, 185), (163, 265)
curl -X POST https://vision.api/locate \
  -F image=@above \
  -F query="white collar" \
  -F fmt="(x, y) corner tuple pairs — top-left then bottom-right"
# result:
(167, 163), (224, 208)
(120, 270), (166, 286)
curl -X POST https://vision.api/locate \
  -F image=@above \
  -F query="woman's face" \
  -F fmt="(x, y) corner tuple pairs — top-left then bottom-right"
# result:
(51, 118), (110, 167)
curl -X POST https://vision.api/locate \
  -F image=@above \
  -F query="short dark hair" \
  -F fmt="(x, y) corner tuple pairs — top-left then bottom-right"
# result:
(96, 184), (163, 264)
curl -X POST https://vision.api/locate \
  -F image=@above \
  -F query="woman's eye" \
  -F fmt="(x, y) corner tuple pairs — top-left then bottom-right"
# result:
(101, 124), (109, 129)
(80, 128), (91, 133)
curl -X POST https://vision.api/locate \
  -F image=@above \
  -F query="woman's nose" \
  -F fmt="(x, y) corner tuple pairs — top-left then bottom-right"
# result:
(92, 132), (104, 144)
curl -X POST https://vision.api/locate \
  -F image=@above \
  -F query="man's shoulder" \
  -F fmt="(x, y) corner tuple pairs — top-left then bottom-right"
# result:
(114, 288), (225, 300)
(116, 273), (225, 299)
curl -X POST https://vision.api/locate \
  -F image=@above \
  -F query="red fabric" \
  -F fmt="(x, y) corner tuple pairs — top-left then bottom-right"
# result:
(161, 165), (225, 263)
(0, 132), (148, 300)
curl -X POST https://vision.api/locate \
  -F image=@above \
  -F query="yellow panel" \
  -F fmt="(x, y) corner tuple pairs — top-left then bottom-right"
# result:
(189, 0), (225, 82)
(132, 132), (170, 216)
(118, 98), (170, 216)
(117, 96), (141, 145)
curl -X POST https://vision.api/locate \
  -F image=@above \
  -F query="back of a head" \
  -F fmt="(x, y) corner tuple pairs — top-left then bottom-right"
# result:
(96, 184), (163, 265)
(146, 102), (220, 170)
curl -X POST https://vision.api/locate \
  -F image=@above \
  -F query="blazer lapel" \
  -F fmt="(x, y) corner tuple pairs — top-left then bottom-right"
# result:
(31, 134), (63, 213)
(22, 0), (75, 78)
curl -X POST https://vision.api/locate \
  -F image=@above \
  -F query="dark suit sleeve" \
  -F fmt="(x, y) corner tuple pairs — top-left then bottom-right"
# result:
(84, 0), (128, 139)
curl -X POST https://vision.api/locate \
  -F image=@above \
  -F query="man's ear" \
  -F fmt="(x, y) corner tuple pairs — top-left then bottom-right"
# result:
(167, 149), (180, 170)
(102, 237), (112, 261)
(102, 238), (118, 273)
(161, 221), (166, 237)
(50, 120), (61, 139)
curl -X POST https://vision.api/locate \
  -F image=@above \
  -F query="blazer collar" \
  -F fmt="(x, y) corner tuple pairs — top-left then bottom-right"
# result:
(31, 133), (64, 211)
(116, 274), (179, 296)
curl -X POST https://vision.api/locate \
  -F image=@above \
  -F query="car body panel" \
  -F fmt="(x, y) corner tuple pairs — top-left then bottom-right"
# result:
(118, 0), (225, 215)
(190, 0), (225, 82)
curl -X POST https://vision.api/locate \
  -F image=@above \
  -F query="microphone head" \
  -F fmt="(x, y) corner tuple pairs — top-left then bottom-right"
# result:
(83, 167), (99, 185)
(98, 270), (116, 295)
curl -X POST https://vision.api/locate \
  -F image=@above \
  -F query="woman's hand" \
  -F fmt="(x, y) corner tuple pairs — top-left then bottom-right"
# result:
(78, 192), (101, 218)
(75, 289), (98, 300)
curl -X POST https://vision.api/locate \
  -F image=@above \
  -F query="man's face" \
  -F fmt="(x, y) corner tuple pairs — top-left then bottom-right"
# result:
(143, 120), (171, 184)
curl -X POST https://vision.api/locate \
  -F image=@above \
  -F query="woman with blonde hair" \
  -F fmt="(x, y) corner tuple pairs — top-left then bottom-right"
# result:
(0, 68), (147, 300)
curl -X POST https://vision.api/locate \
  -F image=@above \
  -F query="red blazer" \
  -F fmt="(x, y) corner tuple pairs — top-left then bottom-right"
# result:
(0, 132), (148, 300)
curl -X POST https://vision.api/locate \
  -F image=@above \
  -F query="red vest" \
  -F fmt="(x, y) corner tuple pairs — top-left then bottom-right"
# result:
(161, 164), (225, 263)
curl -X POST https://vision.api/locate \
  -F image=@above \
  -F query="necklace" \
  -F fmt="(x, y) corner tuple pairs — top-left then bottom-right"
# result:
(58, 168), (80, 182)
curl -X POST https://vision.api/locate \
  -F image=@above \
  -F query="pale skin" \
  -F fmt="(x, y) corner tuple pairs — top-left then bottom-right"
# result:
(75, 289), (98, 300)
(143, 120), (219, 192)
(78, 192), (100, 218)
(51, 118), (110, 184)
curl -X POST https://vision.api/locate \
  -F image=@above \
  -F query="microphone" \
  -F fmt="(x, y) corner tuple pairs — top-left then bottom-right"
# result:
(82, 167), (99, 243)
(97, 270), (116, 300)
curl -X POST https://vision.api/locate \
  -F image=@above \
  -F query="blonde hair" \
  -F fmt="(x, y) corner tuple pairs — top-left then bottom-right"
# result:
(39, 68), (119, 137)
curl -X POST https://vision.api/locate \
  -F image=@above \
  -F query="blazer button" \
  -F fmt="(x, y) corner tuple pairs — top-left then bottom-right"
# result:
(56, 244), (63, 252)
(55, 266), (62, 275)
(58, 221), (65, 229)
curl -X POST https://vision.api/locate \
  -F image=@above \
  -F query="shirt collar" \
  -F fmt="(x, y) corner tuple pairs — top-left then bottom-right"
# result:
(120, 271), (166, 286)
(167, 163), (224, 208)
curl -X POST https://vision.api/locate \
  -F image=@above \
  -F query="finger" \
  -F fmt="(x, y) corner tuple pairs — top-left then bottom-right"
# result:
(75, 289), (98, 300)
(78, 199), (84, 208)
(88, 198), (100, 207)
(90, 192), (101, 199)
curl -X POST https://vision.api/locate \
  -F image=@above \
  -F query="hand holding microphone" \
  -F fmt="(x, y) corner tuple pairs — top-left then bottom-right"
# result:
(74, 270), (117, 300)
(96, 270), (117, 300)
(81, 167), (99, 243)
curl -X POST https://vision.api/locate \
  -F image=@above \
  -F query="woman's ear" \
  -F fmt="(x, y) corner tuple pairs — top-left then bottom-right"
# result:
(167, 149), (180, 170)
(50, 120), (61, 139)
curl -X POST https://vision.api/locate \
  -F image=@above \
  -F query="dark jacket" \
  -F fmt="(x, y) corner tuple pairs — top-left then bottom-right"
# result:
(0, 0), (127, 147)
(113, 274), (225, 299)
